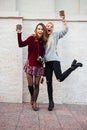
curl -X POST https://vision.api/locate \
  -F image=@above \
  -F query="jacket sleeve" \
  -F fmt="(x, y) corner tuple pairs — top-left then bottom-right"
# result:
(17, 33), (29, 47)
(59, 27), (68, 39)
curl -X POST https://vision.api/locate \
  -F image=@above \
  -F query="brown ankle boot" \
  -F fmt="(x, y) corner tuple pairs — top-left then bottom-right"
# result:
(32, 101), (38, 111)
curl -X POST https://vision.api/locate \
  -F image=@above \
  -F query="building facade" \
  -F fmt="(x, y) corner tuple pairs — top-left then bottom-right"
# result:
(0, 0), (87, 104)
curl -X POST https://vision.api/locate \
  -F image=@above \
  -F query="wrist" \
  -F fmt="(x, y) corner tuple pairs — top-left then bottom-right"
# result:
(17, 30), (22, 33)
(63, 22), (66, 25)
(62, 20), (67, 25)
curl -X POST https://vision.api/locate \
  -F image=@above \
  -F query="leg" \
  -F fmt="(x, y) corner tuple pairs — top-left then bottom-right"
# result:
(53, 61), (73, 82)
(45, 62), (54, 111)
(32, 76), (41, 111)
(53, 60), (83, 82)
(26, 73), (34, 105)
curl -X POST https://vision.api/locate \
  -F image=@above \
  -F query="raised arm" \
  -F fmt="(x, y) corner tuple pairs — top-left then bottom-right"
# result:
(58, 10), (68, 39)
(62, 18), (68, 29)
(59, 17), (68, 39)
(16, 24), (29, 47)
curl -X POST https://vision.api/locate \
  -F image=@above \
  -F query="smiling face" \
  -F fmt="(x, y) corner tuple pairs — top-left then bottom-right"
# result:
(36, 24), (44, 38)
(46, 22), (54, 35)
(34, 23), (47, 42)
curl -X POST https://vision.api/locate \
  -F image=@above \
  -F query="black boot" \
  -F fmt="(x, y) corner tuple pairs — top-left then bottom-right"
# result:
(48, 100), (54, 111)
(71, 59), (77, 66)
(71, 59), (83, 70)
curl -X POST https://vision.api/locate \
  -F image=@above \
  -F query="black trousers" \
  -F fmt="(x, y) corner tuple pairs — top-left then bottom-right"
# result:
(45, 61), (73, 101)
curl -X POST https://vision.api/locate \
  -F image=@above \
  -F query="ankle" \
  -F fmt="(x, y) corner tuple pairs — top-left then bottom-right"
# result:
(30, 96), (34, 106)
(32, 101), (38, 111)
(48, 100), (54, 111)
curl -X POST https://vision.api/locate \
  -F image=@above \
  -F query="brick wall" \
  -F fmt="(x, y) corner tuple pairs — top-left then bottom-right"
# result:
(0, 17), (87, 104)
(22, 20), (87, 104)
(0, 18), (23, 103)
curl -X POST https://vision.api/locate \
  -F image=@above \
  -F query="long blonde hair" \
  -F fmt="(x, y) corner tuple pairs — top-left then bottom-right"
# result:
(46, 22), (54, 28)
(46, 22), (54, 38)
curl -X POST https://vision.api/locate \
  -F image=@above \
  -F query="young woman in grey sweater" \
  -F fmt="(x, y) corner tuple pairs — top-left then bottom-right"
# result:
(44, 18), (83, 111)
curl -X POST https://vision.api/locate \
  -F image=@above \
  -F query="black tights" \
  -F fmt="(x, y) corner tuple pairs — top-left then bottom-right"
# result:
(47, 81), (53, 101)
(45, 61), (73, 82)
(26, 74), (41, 102)
(45, 61), (74, 101)
(33, 84), (39, 102)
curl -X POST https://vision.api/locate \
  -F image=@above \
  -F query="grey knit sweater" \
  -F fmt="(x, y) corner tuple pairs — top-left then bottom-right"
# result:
(44, 28), (68, 62)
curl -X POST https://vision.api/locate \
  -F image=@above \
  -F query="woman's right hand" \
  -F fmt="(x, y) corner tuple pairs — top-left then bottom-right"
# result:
(16, 24), (22, 33)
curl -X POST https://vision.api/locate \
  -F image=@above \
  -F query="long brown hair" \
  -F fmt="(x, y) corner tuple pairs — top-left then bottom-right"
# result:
(33, 23), (47, 43)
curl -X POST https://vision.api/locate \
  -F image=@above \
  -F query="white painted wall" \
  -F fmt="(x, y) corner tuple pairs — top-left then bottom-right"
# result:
(0, 18), (23, 103)
(16, 0), (55, 18)
(0, 0), (87, 104)
(80, 0), (87, 14)
(55, 0), (80, 14)
(22, 20), (87, 104)
(0, 0), (18, 16)
(0, 0), (87, 18)
(0, 0), (16, 11)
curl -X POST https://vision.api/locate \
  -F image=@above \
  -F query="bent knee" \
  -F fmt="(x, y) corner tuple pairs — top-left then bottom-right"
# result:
(57, 78), (63, 82)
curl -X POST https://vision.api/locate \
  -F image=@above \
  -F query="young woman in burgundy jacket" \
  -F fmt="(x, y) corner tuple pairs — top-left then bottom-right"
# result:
(16, 23), (47, 111)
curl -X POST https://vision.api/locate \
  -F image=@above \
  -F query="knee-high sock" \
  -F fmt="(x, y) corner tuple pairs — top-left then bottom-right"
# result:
(28, 85), (34, 97)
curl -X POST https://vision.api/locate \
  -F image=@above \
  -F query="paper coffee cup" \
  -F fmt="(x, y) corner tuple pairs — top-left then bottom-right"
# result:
(16, 24), (22, 31)
(59, 10), (65, 17)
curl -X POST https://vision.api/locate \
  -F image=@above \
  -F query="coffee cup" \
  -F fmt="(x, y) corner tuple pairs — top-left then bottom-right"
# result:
(16, 24), (22, 31)
(59, 10), (65, 18)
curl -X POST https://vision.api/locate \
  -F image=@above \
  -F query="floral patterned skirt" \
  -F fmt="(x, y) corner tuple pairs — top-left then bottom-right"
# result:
(24, 61), (44, 76)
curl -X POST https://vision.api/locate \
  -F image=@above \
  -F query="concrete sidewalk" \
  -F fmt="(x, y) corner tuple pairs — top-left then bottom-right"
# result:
(0, 102), (87, 130)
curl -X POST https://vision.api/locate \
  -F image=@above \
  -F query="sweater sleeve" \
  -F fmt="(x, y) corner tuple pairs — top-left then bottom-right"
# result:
(59, 27), (68, 39)
(17, 33), (29, 47)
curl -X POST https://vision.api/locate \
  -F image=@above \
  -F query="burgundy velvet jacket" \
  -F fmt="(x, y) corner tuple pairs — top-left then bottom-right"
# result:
(17, 33), (45, 67)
